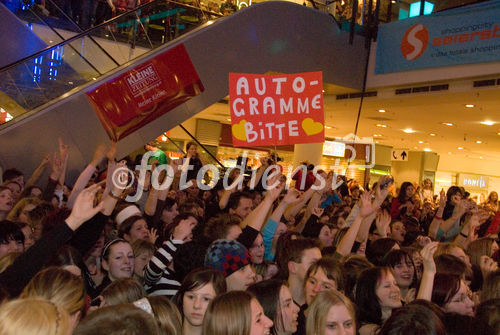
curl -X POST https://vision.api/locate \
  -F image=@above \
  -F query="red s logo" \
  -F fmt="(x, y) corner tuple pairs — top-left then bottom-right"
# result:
(401, 24), (429, 60)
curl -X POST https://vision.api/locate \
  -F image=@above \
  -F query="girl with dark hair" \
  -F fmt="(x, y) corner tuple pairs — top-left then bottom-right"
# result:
(383, 249), (417, 303)
(247, 279), (300, 335)
(431, 273), (474, 316)
(365, 238), (400, 266)
(355, 267), (402, 335)
(173, 267), (226, 335)
(181, 142), (205, 182)
(435, 186), (466, 242)
(0, 220), (24, 258)
(390, 182), (417, 219)
(378, 304), (446, 335)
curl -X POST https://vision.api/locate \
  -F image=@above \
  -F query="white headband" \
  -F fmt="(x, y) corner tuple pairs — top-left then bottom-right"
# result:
(115, 205), (141, 226)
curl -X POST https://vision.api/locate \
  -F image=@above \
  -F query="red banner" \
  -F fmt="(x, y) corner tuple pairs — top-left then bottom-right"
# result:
(86, 44), (204, 141)
(229, 72), (324, 147)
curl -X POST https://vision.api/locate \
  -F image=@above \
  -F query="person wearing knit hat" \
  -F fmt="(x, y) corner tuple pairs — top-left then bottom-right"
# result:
(204, 239), (256, 291)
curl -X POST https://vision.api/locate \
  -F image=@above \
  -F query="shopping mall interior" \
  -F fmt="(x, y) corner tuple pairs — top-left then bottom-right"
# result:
(1, 0), (500, 200)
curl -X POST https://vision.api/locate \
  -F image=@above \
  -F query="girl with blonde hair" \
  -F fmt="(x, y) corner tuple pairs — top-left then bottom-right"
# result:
(306, 290), (356, 335)
(21, 266), (86, 332)
(203, 290), (273, 335)
(0, 297), (70, 335)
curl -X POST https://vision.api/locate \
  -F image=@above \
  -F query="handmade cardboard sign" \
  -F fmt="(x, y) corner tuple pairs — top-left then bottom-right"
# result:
(229, 72), (324, 147)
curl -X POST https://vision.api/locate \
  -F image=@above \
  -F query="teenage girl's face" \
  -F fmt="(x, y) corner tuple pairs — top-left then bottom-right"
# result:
(318, 225), (333, 248)
(323, 304), (355, 335)
(249, 298), (273, 335)
(0, 189), (13, 212)
(187, 145), (197, 157)
(405, 186), (414, 198)
(103, 242), (134, 281)
(0, 238), (23, 258)
(6, 183), (21, 201)
(125, 219), (149, 243)
(390, 222), (406, 243)
(451, 192), (462, 206)
(133, 251), (152, 279)
(279, 285), (299, 333)
(375, 271), (402, 310)
(183, 283), (216, 327)
(392, 257), (414, 289)
(18, 203), (36, 223)
(304, 267), (337, 306)
(444, 280), (474, 316)
(249, 234), (265, 264)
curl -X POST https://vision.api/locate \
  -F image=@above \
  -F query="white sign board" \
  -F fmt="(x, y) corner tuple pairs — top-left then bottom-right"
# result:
(323, 141), (346, 157)
(391, 149), (409, 161)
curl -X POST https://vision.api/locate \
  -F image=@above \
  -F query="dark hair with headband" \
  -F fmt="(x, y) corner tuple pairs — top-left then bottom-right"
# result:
(101, 238), (128, 261)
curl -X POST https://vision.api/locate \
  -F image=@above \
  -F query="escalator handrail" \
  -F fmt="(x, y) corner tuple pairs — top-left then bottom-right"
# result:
(37, 0), (121, 67)
(0, 0), (222, 73)
(179, 124), (225, 169)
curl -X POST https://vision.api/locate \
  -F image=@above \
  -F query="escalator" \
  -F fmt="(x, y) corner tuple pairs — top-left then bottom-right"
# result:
(0, 1), (368, 182)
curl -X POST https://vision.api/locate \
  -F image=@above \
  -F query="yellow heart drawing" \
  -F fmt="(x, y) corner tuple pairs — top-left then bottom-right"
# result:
(232, 120), (248, 141)
(301, 118), (323, 136)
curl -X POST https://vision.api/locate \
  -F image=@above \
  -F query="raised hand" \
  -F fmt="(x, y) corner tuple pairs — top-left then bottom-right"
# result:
(420, 241), (438, 274)
(416, 235), (432, 247)
(172, 218), (193, 242)
(149, 228), (159, 244)
(375, 175), (392, 201)
(282, 188), (303, 205)
(375, 210), (391, 237)
(439, 189), (446, 208)
(312, 207), (324, 217)
(359, 190), (376, 217)
(265, 173), (284, 201)
(65, 184), (104, 231)
(50, 152), (64, 181)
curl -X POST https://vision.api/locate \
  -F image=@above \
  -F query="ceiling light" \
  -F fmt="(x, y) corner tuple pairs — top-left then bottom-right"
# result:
(373, 134), (382, 137)
(325, 125), (332, 129)
(465, 104), (475, 108)
(481, 120), (495, 126)
(418, 140), (424, 144)
(378, 109), (386, 113)
(476, 140), (482, 144)
(423, 148), (432, 152)
(480, 156), (484, 159)
(376, 124), (387, 128)
(429, 133), (436, 136)
(403, 128), (416, 133)
(497, 132), (500, 135)
(442, 122), (454, 126)
(457, 147), (464, 150)
(226, 118), (231, 121)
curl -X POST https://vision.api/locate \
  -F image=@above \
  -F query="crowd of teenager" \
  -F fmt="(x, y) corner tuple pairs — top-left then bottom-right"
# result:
(0, 139), (499, 335)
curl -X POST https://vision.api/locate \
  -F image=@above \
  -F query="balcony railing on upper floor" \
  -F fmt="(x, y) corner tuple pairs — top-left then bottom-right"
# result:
(0, 0), (222, 125)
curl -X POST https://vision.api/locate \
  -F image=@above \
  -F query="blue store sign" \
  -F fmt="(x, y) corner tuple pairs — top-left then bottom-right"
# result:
(375, 0), (500, 74)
